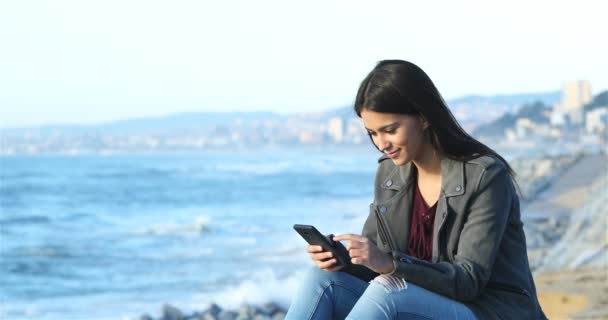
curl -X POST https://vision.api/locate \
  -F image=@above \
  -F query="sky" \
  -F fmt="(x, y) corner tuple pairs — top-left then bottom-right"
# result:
(0, 0), (606, 128)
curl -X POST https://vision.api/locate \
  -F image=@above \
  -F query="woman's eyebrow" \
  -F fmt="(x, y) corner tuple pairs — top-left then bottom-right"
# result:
(365, 122), (399, 132)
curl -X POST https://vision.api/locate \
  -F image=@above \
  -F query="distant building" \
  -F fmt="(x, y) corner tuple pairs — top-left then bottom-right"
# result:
(505, 128), (517, 142)
(345, 118), (367, 144)
(515, 118), (538, 139)
(586, 107), (608, 134)
(327, 117), (344, 143)
(299, 131), (323, 144)
(550, 111), (569, 127)
(506, 117), (559, 142)
(553, 80), (592, 125)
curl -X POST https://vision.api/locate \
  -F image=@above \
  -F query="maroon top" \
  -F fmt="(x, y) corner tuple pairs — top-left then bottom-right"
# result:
(407, 182), (438, 262)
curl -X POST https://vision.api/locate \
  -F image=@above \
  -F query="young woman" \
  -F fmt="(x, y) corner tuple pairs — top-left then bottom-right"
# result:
(286, 60), (547, 319)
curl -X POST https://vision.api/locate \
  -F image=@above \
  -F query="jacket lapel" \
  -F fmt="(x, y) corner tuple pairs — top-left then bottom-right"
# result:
(432, 195), (448, 262)
(431, 157), (466, 262)
(396, 163), (416, 251)
(391, 182), (413, 252)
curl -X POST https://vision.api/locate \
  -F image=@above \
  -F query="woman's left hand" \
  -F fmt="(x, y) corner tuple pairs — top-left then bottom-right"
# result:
(333, 234), (395, 274)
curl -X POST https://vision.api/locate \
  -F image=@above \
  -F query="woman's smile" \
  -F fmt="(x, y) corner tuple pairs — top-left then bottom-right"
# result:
(386, 149), (401, 159)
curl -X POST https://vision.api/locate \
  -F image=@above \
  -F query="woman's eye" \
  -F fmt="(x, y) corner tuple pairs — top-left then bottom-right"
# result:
(385, 128), (397, 134)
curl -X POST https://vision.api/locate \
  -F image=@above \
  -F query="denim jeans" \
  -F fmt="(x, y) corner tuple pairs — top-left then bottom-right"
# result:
(285, 267), (478, 320)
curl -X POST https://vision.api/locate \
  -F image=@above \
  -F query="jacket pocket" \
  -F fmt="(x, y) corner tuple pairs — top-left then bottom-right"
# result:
(486, 281), (531, 298)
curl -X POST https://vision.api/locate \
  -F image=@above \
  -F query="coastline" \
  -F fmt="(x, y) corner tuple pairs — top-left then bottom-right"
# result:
(529, 152), (608, 319)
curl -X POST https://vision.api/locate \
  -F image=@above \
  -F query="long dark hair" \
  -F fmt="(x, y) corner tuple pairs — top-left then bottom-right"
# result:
(354, 59), (516, 180)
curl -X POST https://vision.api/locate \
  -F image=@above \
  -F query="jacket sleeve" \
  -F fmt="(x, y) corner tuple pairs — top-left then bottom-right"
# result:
(388, 164), (513, 301)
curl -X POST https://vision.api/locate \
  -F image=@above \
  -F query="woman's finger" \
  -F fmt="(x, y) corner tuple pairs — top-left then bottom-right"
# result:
(311, 251), (333, 262)
(307, 245), (324, 253)
(350, 257), (366, 265)
(348, 248), (366, 258)
(316, 258), (337, 269)
(333, 234), (365, 242)
(345, 240), (365, 250)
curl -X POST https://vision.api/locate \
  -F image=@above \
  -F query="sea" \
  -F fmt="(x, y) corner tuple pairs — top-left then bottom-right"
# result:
(0, 146), (384, 320)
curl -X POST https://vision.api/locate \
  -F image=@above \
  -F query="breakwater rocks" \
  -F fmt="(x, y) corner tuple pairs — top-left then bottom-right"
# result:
(510, 153), (580, 203)
(139, 303), (287, 320)
(535, 174), (608, 273)
(521, 153), (608, 271)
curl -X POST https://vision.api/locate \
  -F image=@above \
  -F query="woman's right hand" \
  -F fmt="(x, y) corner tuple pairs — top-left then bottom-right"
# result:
(307, 245), (344, 272)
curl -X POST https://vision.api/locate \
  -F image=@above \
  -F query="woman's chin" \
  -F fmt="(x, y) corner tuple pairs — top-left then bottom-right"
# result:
(391, 157), (410, 166)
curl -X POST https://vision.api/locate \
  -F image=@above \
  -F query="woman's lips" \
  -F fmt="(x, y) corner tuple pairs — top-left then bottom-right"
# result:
(386, 149), (400, 159)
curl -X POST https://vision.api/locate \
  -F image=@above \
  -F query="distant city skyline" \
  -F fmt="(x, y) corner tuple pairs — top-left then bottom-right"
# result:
(1, 0), (606, 128)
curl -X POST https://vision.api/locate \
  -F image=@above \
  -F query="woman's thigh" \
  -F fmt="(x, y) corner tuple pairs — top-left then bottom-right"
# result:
(286, 267), (370, 320)
(346, 275), (477, 320)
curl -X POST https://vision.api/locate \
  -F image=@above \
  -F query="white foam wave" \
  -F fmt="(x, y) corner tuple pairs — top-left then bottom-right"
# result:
(133, 215), (211, 237)
(214, 158), (374, 176)
(171, 247), (215, 259)
(190, 269), (305, 310)
(214, 162), (295, 175)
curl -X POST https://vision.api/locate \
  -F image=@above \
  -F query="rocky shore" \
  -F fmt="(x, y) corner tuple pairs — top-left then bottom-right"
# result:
(521, 153), (607, 272)
(139, 152), (607, 320)
(138, 303), (287, 320)
(520, 152), (608, 319)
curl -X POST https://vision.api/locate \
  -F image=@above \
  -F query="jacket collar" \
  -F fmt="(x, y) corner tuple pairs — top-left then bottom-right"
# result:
(380, 157), (466, 197)
(440, 157), (466, 197)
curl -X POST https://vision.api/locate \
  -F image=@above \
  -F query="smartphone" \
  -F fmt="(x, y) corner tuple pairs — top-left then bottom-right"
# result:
(293, 224), (351, 267)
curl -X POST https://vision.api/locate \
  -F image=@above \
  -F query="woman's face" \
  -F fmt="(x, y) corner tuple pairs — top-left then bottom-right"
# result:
(360, 108), (429, 166)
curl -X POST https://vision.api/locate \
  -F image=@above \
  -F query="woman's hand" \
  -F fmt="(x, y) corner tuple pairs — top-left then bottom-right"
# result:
(333, 234), (395, 274)
(306, 245), (345, 272)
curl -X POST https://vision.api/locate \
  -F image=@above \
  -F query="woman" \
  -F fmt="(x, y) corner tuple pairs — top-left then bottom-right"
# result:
(286, 60), (547, 319)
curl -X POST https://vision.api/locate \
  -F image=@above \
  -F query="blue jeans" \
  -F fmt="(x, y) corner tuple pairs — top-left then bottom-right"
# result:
(285, 267), (478, 320)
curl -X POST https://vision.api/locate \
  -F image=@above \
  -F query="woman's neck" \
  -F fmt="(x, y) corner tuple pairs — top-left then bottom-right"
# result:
(412, 143), (442, 179)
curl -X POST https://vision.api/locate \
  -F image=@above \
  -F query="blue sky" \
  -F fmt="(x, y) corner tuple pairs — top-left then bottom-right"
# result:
(0, 0), (606, 128)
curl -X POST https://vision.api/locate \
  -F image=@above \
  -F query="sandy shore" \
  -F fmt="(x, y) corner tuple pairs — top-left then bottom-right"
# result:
(535, 268), (608, 320)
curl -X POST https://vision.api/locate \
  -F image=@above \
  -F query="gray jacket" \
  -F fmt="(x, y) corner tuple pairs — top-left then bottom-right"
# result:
(362, 155), (547, 319)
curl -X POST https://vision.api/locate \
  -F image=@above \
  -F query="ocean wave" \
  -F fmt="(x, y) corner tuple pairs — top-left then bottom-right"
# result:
(0, 184), (54, 197)
(214, 162), (296, 176)
(0, 215), (51, 225)
(132, 215), (211, 237)
(170, 247), (215, 259)
(213, 159), (372, 176)
(0, 303), (40, 319)
(190, 269), (304, 311)
(87, 167), (178, 180)
(3, 245), (72, 259)
(0, 171), (53, 180)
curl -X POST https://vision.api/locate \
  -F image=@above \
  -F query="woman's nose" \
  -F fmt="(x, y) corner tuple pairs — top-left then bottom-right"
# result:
(377, 136), (391, 151)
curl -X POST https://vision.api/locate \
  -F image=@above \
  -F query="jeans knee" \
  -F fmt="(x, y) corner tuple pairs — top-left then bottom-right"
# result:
(302, 266), (364, 289)
(303, 266), (340, 284)
(371, 274), (408, 293)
